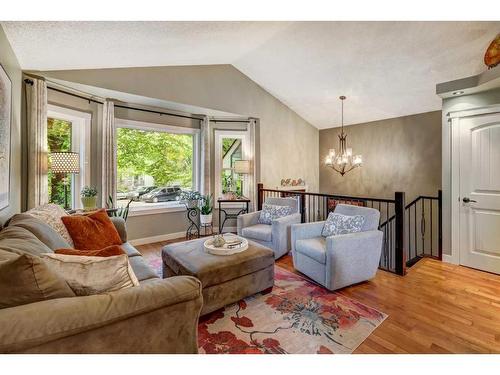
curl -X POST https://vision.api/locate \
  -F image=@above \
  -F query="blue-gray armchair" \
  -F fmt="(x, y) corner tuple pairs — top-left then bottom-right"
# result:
(291, 204), (383, 291)
(237, 197), (301, 259)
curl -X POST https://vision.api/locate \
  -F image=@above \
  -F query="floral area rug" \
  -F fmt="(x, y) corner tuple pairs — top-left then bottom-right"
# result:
(198, 267), (387, 354)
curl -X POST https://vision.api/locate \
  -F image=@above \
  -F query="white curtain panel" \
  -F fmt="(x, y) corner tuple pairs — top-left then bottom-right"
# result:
(101, 100), (116, 207)
(200, 116), (211, 196)
(248, 118), (257, 211)
(26, 78), (48, 209)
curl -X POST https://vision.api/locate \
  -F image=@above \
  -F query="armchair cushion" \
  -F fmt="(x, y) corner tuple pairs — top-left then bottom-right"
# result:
(258, 203), (292, 225)
(295, 237), (326, 264)
(321, 212), (365, 237)
(237, 211), (261, 235)
(241, 224), (272, 242)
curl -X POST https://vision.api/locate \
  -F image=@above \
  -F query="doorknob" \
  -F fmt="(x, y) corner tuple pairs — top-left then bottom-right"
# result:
(462, 197), (477, 203)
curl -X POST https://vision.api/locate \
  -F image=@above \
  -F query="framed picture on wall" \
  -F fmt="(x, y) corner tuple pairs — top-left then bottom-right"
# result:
(0, 64), (12, 211)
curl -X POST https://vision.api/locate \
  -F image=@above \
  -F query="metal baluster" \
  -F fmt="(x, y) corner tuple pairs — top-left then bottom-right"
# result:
(313, 195), (316, 222)
(386, 202), (390, 270)
(421, 199), (426, 256)
(430, 199), (434, 257)
(408, 205), (411, 261)
(414, 202), (417, 257)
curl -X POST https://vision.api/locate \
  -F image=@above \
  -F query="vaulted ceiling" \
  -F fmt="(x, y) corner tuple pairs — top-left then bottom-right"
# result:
(2, 21), (498, 128)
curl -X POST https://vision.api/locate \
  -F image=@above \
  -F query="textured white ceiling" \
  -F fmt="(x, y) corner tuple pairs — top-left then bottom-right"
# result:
(2, 21), (499, 128)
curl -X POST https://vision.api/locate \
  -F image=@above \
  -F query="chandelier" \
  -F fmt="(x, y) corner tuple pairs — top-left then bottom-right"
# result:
(324, 96), (362, 176)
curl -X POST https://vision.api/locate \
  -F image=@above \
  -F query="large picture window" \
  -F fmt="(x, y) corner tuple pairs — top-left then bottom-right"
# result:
(115, 119), (199, 212)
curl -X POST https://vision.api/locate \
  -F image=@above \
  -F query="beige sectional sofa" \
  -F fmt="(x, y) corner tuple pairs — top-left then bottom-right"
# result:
(0, 213), (203, 353)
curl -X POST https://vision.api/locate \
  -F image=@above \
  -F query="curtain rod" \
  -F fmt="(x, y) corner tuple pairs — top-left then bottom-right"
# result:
(114, 104), (203, 121)
(24, 78), (204, 121)
(48, 86), (104, 105)
(210, 119), (251, 123)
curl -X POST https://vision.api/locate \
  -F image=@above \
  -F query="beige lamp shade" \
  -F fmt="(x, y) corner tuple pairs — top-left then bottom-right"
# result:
(50, 152), (80, 174)
(234, 160), (251, 174)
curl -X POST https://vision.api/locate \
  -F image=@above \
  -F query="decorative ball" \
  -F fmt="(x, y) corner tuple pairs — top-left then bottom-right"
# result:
(212, 234), (226, 248)
(484, 33), (500, 69)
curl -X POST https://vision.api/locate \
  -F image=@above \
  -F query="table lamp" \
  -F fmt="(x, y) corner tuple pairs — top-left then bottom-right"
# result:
(234, 160), (251, 197)
(50, 152), (80, 210)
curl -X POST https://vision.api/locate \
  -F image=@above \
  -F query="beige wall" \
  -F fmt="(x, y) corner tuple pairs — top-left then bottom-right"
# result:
(36, 65), (319, 241)
(319, 111), (442, 203)
(38, 65), (319, 192)
(0, 26), (22, 226)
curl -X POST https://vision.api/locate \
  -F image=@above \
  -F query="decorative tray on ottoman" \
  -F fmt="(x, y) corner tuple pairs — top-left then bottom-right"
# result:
(204, 234), (249, 256)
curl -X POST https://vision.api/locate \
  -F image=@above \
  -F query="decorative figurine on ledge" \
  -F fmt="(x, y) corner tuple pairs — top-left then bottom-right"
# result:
(280, 178), (306, 187)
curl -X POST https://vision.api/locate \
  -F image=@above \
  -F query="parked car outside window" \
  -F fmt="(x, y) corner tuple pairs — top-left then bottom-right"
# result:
(127, 186), (157, 201)
(141, 186), (182, 203)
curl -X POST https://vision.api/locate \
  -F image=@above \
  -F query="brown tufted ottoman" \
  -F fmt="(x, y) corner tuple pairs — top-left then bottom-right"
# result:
(162, 237), (274, 315)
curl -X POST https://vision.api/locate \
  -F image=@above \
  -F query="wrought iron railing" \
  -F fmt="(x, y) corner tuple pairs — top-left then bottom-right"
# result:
(257, 184), (442, 276)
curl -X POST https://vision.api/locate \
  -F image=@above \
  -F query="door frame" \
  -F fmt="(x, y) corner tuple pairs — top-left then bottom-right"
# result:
(449, 105), (500, 265)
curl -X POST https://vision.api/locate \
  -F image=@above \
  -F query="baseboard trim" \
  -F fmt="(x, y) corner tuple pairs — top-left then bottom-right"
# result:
(129, 226), (238, 246)
(442, 254), (459, 265)
(129, 231), (185, 246)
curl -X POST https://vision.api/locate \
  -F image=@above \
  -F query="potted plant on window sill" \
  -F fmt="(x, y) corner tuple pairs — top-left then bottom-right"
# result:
(180, 190), (201, 209)
(200, 194), (213, 225)
(81, 186), (98, 211)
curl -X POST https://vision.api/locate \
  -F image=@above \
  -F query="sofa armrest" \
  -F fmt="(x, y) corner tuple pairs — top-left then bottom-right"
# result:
(110, 217), (127, 243)
(291, 221), (325, 252)
(325, 230), (383, 290)
(237, 211), (261, 235)
(0, 276), (202, 353)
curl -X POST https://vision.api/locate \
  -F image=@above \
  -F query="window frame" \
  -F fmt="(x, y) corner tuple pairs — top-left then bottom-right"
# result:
(47, 104), (91, 209)
(114, 118), (201, 216)
(214, 130), (250, 208)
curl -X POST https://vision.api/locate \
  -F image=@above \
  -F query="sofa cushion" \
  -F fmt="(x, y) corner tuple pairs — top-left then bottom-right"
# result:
(41, 253), (139, 296)
(129, 256), (159, 281)
(26, 204), (74, 247)
(8, 213), (70, 250)
(241, 224), (272, 242)
(0, 250), (75, 309)
(121, 242), (142, 258)
(55, 245), (125, 257)
(61, 209), (123, 250)
(0, 226), (52, 257)
(295, 237), (327, 264)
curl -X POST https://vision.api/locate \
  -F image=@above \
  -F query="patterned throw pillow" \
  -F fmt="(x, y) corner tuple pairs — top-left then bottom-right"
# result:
(26, 204), (74, 247)
(258, 203), (293, 225)
(321, 213), (365, 237)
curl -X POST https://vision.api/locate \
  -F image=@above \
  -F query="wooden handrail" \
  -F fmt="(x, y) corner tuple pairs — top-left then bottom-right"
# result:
(259, 187), (395, 204)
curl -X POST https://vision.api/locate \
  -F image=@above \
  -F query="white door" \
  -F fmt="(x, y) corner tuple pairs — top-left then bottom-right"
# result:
(459, 112), (500, 274)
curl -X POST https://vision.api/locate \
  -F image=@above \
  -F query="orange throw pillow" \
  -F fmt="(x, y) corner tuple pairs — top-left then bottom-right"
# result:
(61, 209), (123, 250)
(55, 245), (125, 257)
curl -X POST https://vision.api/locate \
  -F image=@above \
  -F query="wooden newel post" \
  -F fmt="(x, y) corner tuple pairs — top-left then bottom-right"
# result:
(257, 183), (264, 211)
(395, 191), (406, 276)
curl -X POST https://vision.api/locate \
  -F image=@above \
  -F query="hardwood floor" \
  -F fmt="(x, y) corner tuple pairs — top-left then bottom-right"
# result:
(137, 240), (500, 354)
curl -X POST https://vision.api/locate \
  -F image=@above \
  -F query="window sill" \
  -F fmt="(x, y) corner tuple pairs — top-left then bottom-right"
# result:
(127, 202), (187, 217)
